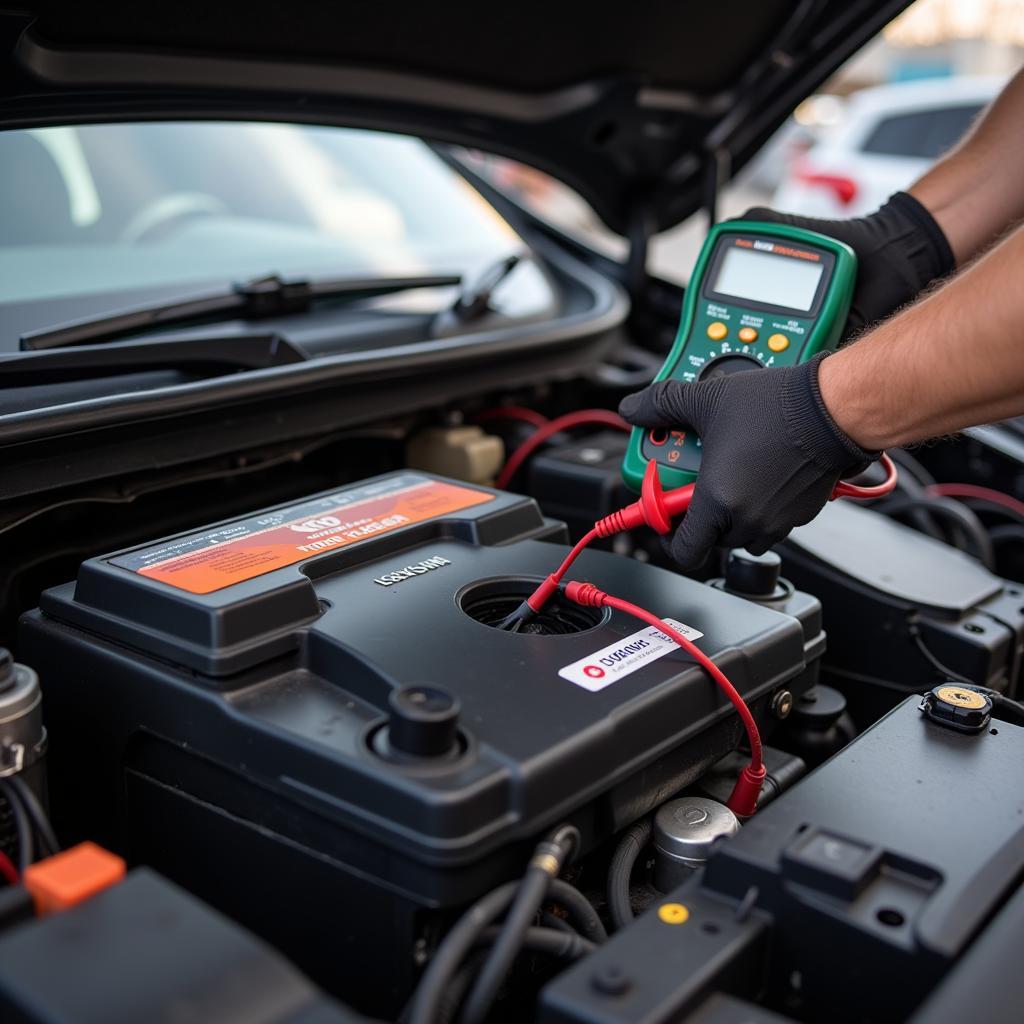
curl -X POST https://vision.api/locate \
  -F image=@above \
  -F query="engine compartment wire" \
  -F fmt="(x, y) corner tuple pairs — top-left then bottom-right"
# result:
(494, 410), (630, 489)
(0, 849), (19, 885)
(406, 829), (603, 1024)
(458, 825), (579, 1024)
(925, 482), (1024, 521)
(472, 405), (550, 429)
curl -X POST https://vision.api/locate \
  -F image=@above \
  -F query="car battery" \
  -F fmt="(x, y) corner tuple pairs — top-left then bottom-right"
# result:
(19, 472), (824, 1017)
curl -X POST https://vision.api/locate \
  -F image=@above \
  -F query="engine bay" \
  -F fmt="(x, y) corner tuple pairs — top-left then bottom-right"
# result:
(1, 393), (1023, 1023)
(3, 3), (1024, 1019)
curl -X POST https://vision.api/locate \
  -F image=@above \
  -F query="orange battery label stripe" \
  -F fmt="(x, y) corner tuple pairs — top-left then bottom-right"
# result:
(109, 476), (494, 595)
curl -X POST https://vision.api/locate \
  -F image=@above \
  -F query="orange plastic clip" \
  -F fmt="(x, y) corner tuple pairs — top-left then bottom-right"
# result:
(23, 841), (126, 915)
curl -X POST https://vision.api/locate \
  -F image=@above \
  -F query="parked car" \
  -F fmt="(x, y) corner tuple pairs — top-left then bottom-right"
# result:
(772, 76), (1005, 217)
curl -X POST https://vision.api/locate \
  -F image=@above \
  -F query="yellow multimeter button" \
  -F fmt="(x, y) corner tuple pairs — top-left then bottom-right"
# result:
(767, 333), (790, 353)
(706, 322), (728, 341)
(738, 327), (758, 343)
(657, 903), (690, 925)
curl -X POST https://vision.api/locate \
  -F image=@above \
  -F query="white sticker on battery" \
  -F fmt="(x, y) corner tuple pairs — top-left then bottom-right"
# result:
(558, 618), (704, 692)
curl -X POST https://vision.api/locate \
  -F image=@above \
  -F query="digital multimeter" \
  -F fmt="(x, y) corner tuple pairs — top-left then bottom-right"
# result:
(622, 221), (857, 492)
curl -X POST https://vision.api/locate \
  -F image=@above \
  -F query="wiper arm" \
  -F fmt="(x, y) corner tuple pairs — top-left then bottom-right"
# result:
(0, 332), (307, 386)
(19, 271), (463, 352)
(451, 254), (522, 322)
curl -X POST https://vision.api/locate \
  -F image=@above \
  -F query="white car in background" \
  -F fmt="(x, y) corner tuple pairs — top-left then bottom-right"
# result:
(772, 76), (1005, 217)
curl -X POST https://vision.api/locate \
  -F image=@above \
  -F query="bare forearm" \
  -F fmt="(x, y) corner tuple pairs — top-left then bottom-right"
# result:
(910, 66), (1024, 264)
(820, 225), (1024, 449)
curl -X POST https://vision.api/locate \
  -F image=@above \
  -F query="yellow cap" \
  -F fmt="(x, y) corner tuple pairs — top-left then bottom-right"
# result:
(657, 902), (690, 925)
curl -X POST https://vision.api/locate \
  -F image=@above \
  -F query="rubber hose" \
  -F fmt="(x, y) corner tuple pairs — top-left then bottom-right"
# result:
(432, 950), (487, 1024)
(957, 499), (1024, 526)
(406, 881), (518, 1024)
(549, 878), (608, 943)
(607, 819), (653, 932)
(882, 496), (995, 568)
(540, 910), (576, 935)
(881, 493), (970, 550)
(993, 693), (1024, 727)
(991, 524), (1024, 547)
(7, 776), (57, 856)
(459, 865), (551, 1024)
(436, 928), (596, 1024)
(479, 924), (595, 959)
(0, 783), (32, 871)
(884, 455), (944, 539)
(890, 448), (937, 489)
(460, 826), (580, 1024)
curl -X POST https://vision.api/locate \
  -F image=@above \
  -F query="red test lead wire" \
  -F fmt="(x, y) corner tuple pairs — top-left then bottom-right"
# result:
(563, 581), (766, 816)
(831, 452), (898, 500)
(523, 466), (696, 613)
(523, 454), (898, 615)
(516, 454), (900, 811)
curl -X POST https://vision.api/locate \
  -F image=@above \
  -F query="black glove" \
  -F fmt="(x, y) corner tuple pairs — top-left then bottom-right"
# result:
(619, 355), (875, 571)
(741, 192), (954, 339)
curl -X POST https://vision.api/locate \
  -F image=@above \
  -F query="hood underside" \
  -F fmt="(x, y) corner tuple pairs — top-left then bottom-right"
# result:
(0, 1), (913, 235)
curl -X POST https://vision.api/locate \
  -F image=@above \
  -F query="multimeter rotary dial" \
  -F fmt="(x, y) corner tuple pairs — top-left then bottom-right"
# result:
(697, 353), (764, 381)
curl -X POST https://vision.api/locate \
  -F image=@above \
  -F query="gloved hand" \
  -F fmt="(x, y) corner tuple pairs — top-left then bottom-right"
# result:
(741, 192), (954, 339)
(619, 355), (875, 570)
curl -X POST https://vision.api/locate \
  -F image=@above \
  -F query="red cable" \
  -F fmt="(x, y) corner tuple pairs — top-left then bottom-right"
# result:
(0, 849), (19, 886)
(525, 527), (600, 612)
(563, 581), (766, 816)
(516, 451), (900, 810)
(925, 482), (1024, 520)
(473, 406), (550, 429)
(831, 452), (898, 500)
(522, 452), (897, 617)
(495, 410), (630, 490)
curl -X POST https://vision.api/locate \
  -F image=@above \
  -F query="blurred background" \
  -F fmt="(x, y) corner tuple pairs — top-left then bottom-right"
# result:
(467, 0), (1024, 283)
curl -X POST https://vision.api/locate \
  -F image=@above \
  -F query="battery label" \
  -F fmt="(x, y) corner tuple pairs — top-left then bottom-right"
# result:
(110, 475), (494, 595)
(558, 618), (704, 692)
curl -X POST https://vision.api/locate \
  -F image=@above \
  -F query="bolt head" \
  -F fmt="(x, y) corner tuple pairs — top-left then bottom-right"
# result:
(591, 964), (631, 996)
(771, 689), (794, 719)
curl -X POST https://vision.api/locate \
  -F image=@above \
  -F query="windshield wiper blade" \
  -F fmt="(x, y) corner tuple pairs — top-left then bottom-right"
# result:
(1, 332), (307, 386)
(19, 271), (463, 352)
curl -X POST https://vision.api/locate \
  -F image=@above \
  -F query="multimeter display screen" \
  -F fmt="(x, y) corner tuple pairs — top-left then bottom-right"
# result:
(712, 247), (825, 312)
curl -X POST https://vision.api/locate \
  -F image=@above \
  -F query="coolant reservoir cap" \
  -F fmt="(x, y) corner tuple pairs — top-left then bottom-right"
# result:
(654, 796), (740, 865)
(921, 683), (992, 734)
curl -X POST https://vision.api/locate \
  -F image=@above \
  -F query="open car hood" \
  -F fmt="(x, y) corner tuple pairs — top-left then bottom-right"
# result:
(0, 1), (912, 236)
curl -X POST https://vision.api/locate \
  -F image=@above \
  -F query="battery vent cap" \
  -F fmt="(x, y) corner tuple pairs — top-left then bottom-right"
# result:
(386, 685), (461, 758)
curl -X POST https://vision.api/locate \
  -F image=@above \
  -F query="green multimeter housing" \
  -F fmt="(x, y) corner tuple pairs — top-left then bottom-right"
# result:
(622, 221), (857, 492)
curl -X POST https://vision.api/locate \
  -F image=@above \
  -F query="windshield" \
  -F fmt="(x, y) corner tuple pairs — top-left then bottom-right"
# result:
(0, 121), (524, 310)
